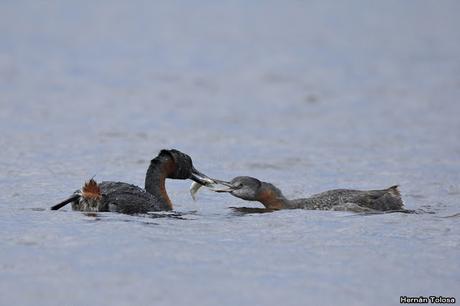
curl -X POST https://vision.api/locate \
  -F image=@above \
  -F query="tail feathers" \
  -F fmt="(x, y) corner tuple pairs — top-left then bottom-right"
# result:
(387, 185), (401, 197)
(81, 179), (102, 200)
(376, 185), (403, 210)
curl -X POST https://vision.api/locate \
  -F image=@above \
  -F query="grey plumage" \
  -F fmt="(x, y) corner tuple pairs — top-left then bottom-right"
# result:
(71, 181), (166, 214)
(52, 149), (217, 214)
(226, 176), (404, 212)
(287, 186), (403, 211)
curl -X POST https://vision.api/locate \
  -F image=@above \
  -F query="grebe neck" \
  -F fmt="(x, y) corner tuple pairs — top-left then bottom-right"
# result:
(145, 154), (176, 210)
(257, 182), (290, 210)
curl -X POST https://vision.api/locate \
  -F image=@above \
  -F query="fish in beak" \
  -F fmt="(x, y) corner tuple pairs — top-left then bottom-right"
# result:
(190, 167), (218, 186)
(189, 179), (238, 201)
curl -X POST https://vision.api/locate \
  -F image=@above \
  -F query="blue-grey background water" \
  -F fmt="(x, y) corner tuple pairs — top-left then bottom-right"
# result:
(1, 1), (459, 305)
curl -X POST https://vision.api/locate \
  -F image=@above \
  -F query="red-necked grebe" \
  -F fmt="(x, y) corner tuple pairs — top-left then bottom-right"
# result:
(191, 176), (406, 212)
(51, 149), (225, 214)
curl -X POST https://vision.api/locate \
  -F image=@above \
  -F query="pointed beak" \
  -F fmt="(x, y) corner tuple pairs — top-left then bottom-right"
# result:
(207, 179), (238, 192)
(190, 167), (218, 186)
(189, 178), (238, 200)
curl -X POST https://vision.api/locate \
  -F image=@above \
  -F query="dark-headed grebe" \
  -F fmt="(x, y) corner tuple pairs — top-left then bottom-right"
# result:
(51, 149), (221, 214)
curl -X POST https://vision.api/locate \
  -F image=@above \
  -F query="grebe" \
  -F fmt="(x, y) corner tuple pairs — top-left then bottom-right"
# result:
(191, 176), (405, 212)
(51, 149), (221, 214)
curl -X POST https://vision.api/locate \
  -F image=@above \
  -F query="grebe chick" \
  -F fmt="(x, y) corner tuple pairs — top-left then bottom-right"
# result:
(51, 149), (220, 214)
(191, 176), (405, 212)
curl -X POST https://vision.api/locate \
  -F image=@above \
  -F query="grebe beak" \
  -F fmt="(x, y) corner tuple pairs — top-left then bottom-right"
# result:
(190, 167), (219, 186)
(208, 179), (239, 192)
(189, 179), (238, 200)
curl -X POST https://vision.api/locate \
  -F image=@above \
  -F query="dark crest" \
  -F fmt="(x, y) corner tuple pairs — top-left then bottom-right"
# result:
(151, 149), (193, 179)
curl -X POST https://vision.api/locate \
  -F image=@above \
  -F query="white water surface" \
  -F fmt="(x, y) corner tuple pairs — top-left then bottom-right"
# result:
(1, 1), (459, 305)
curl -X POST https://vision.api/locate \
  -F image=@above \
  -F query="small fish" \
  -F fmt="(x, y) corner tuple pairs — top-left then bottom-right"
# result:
(189, 180), (236, 201)
(190, 181), (203, 201)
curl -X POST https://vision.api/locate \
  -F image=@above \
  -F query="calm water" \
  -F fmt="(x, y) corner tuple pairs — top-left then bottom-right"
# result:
(1, 1), (459, 305)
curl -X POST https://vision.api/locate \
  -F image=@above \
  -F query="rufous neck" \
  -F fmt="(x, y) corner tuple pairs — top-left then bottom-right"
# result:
(145, 155), (177, 210)
(256, 182), (289, 210)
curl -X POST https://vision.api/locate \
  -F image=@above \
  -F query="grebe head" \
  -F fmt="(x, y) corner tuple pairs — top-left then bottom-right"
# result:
(189, 176), (258, 201)
(190, 176), (286, 209)
(228, 176), (262, 201)
(77, 178), (103, 211)
(158, 149), (216, 185)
